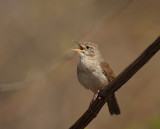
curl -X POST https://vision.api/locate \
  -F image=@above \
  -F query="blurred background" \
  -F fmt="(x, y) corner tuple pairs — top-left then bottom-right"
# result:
(0, 0), (160, 129)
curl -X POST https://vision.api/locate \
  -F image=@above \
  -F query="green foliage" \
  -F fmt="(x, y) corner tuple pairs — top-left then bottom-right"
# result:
(125, 115), (160, 129)
(125, 123), (142, 129)
(147, 115), (160, 129)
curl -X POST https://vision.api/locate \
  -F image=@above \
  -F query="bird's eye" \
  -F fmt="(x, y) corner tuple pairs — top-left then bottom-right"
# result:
(86, 46), (90, 49)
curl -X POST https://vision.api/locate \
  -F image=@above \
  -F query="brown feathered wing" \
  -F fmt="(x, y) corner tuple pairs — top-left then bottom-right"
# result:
(100, 61), (120, 115)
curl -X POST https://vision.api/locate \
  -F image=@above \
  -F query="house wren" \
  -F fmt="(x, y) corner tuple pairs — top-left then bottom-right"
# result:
(72, 41), (120, 115)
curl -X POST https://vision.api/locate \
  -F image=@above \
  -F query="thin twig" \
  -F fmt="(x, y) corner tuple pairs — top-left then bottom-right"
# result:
(69, 36), (160, 129)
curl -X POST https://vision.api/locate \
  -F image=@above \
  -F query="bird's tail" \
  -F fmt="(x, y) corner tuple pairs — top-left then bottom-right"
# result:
(106, 93), (120, 115)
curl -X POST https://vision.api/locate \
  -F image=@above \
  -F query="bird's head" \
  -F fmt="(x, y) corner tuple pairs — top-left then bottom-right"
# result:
(72, 40), (101, 59)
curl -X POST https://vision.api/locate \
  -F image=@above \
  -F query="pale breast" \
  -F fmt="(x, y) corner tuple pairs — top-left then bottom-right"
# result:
(77, 59), (108, 93)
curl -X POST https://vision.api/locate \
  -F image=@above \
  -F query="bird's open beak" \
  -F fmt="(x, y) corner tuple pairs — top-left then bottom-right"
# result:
(72, 40), (84, 52)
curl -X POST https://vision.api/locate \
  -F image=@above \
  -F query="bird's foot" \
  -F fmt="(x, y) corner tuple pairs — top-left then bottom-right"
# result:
(91, 90), (100, 102)
(89, 90), (101, 113)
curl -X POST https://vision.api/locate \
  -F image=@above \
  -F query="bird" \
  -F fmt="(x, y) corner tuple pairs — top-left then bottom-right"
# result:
(72, 40), (120, 115)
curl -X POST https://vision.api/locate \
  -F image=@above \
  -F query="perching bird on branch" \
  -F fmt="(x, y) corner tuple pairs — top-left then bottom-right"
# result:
(72, 41), (120, 115)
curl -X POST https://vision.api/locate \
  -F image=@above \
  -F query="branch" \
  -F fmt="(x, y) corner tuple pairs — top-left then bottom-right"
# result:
(70, 37), (160, 129)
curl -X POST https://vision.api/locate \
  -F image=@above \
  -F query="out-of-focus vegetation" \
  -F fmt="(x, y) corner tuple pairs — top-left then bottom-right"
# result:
(0, 0), (159, 129)
(125, 115), (160, 129)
